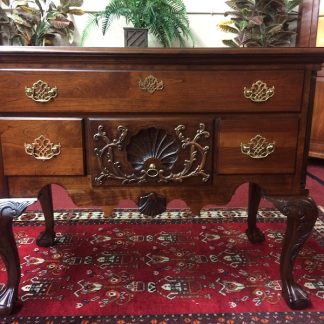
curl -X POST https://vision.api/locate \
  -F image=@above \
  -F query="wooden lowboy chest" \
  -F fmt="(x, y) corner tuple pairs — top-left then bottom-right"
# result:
(0, 47), (323, 315)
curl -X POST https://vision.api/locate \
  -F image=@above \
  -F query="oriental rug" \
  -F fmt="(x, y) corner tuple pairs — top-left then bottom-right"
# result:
(1, 207), (323, 324)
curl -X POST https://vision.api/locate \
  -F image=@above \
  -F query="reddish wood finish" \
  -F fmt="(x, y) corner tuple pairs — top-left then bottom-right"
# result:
(0, 199), (36, 315)
(309, 73), (324, 158)
(297, 0), (324, 158)
(0, 47), (323, 314)
(37, 185), (55, 247)
(246, 183), (265, 243)
(297, 0), (320, 47)
(0, 119), (84, 176)
(0, 70), (304, 113)
(268, 195), (318, 309)
(218, 116), (299, 174)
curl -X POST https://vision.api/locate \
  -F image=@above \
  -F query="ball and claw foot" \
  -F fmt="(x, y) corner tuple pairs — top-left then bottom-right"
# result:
(283, 281), (310, 310)
(245, 226), (265, 243)
(36, 231), (56, 247)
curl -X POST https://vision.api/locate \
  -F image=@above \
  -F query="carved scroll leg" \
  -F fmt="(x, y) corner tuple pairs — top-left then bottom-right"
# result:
(246, 183), (265, 243)
(36, 185), (55, 247)
(267, 196), (318, 309)
(0, 198), (36, 315)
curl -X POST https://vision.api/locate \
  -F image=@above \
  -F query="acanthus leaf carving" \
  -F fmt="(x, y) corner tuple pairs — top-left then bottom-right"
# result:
(93, 124), (210, 185)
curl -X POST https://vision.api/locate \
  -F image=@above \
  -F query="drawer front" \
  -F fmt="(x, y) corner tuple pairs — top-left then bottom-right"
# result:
(0, 119), (84, 176)
(88, 117), (213, 186)
(0, 70), (303, 113)
(217, 116), (299, 174)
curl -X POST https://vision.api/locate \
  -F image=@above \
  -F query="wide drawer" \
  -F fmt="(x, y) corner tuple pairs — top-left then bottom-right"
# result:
(0, 69), (304, 113)
(0, 118), (84, 176)
(88, 117), (213, 186)
(217, 116), (299, 174)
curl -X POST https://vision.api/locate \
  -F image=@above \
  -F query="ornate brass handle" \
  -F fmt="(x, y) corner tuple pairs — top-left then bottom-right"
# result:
(25, 80), (58, 102)
(146, 163), (159, 178)
(244, 80), (275, 103)
(139, 75), (164, 94)
(241, 135), (275, 159)
(25, 135), (61, 161)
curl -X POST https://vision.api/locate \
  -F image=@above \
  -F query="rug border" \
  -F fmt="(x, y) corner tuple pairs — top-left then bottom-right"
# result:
(3, 311), (324, 324)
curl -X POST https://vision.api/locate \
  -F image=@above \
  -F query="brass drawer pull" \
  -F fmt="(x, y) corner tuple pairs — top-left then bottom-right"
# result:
(244, 80), (275, 103)
(241, 135), (275, 159)
(25, 135), (61, 161)
(139, 75), (164, 94)
(25, 80), (58, 102)
(146, 163), (159, 178)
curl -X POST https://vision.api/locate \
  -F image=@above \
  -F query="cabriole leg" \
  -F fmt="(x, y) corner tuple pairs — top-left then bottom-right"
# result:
(267, 195), (318, 309)
(246, 183), (265, 243)
(36, 185), (55, 247)
(0, 199), (36, 315)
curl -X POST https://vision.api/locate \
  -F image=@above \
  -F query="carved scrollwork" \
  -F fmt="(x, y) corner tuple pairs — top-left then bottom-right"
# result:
(268, 196), (318, 262)
(244, 80), (275, 103)
(159, 123), (210, 183)
(25, 80), (58, 102)
(241, 135), (275, 159)
(93, 124), (210, 185)
(0, 199), (37, 218)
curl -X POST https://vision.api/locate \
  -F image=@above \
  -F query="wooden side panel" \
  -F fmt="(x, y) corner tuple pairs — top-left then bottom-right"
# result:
(296, 0), (320, 47)
(309, 75), (324, 158)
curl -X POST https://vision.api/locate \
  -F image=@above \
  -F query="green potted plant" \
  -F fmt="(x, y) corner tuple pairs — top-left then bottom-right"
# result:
(218, 0), (301, 47)
(0, 0), (84, 46)
(81, 0), (193, 48)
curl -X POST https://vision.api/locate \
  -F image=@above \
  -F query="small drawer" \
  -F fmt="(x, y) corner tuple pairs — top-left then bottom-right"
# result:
(88, 117), (213, 186)
(0, 69), (304, 113)
(0, 118), (84, 176)
(217, 116), (299, 174)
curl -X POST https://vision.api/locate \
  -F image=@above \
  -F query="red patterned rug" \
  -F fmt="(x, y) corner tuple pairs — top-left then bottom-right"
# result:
(1, 208), (324, 323)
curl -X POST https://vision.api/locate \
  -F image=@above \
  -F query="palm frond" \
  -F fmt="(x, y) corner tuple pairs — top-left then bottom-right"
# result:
(80, 13), (99, 46)
(81, 0), (193, 47)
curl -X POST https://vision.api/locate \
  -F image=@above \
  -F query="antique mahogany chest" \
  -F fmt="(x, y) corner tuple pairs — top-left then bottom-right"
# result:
(0, 47), (323, 315)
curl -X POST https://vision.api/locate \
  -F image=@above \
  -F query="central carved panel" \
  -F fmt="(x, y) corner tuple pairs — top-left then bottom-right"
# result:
(92, 123), (210, 185)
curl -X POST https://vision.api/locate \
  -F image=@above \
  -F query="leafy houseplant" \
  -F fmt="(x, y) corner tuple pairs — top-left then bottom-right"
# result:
(218, 0), (301, 47)
(82, 0), (193, 47)
(0, 0), (84, 46)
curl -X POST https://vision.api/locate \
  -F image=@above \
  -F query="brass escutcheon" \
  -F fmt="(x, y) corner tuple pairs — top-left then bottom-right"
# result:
(25, 135), (61, 161)
(241, 134), (275, 159)
(139, 75), (164, 94)
(244, 80), (275, 103)
(25, 80), (58, 102)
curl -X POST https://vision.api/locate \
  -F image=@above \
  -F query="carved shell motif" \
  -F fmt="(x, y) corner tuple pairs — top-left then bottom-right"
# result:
(138, 192), (167, 216)
(126, 127), (180, 172)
